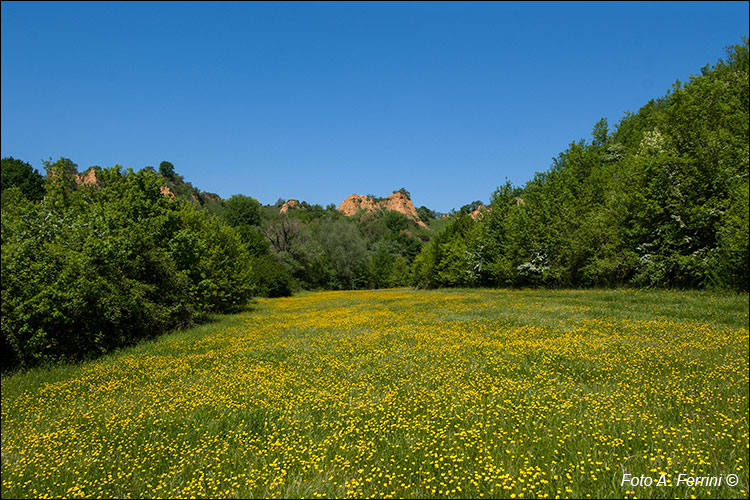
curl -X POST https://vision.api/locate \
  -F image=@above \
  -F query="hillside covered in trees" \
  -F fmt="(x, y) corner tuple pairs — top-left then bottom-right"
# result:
(1, 39), (747, 370)
(413, 39), (748, 291)
(0, 157), (435, 368)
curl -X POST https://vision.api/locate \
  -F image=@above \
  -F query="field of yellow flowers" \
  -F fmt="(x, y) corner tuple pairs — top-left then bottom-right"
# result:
(2, 288), (748, 498)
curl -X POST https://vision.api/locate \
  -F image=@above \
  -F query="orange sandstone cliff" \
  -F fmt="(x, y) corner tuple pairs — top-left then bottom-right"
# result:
(279, 199), (300, 214)
(337, 192), (426, 227)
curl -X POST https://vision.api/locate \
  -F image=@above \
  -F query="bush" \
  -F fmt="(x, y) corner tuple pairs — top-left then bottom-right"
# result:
(2, 170), (189, 367)
(174, 206), (254, 314)
(1, 160), (254, 370)
(249, 254), (294, 298)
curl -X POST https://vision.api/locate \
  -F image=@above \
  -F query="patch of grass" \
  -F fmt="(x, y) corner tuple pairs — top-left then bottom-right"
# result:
(2, 289), (748, 498)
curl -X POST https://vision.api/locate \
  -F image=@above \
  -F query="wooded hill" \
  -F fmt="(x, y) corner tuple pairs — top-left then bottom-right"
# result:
(412, 39), (749, 291)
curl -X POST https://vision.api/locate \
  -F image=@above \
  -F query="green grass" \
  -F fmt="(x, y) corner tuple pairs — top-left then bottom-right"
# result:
(2, 288), (748, 498)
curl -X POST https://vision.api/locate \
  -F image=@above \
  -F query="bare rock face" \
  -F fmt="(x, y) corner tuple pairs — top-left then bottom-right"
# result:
(385, 192), (419, 219)
(280, 199), (300, 214)
(74, 168), (101, 189)
(337, 194), (380, 216)
(160, 186), (176, 200)
(470, 204), (489, 220)
(337, 192), (426, 227)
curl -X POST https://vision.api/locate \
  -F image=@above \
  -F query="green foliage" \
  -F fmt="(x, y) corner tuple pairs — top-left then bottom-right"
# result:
(235, 224), (271, 257)
(384, 230), (423, 263)
(454, 200), (484, 217)
(413, 38), (749, 291)
(1, 162), (254, 370)
(174, 206), (254, 313)
(591, 117), (609, 146)
(411, 215), (481, 288)
(221, 194), (262, 228)
(389, 256), (410, 287)
(158, 161), (175, 179)
(249, 254), (294, 298)
(259, 201), (426, 291)
(381, 210), (409, 233)
(317, 218), (368, 289)
(1, 157), (45, 202)
(714, 178), (750, 290)
(367, 244), (395, 289)
(416, 205), (437, 221)
(264, 216), (330, 289)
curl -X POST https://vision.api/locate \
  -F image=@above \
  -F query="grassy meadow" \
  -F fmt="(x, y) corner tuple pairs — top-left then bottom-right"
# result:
(1, 288), (748, 499)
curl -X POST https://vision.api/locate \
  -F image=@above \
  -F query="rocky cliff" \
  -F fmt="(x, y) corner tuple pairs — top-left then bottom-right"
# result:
(336, 194), (380, 216)
(337, 192), (426, 227)
(469, 204), (488, 220)
(160, 185), (176, 200)
(279, 199), (300, 214)
(74, 168), (101, 188)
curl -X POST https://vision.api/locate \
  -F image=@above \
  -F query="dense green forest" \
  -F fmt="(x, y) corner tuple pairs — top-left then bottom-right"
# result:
(414, 39), (749, 291)
(1, 39), (747, 370)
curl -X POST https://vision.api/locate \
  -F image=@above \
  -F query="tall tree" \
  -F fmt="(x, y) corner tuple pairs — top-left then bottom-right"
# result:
(159, 161), (176, 179)
(1, 157), (45, 201)
(221, 194), (262, 228)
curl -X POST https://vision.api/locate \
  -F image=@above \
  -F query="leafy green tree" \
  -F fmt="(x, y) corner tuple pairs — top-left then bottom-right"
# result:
(384, 230), (423, 264)
(417, 205), (437, 221)
(475, 181), (520, 286)
(411, 239), (438, 288)
(411, 215), (479, 288)
(3, 165), (186, 368)
(318, 217), (367, 289)
(367, 243), (395, 288)
(176, 205), (254, 313)
(265, 216), (329, 288)
(591, 117), (609, 146)
(249, 254), (294, 297)
(389, 256), (410, 287)
(159, 161), (176, 179)
(1, 157), (45, 201)
(222, 194), (262, 228)
(42, 157), (80, 210)
(714, 178), (749, 290)
(382, 210), (409, 233)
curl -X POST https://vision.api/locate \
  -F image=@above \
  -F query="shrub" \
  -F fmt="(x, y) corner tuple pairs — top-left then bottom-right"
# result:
(249, 254), (294, 298)
(1, 161), (254, 370)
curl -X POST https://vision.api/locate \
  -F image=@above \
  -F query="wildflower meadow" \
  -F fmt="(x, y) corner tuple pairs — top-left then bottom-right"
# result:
(1, 288), (748, 498)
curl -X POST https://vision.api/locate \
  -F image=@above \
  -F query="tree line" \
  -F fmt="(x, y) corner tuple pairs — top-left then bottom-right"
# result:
(412, 39), (748, 291)
(0, 157), (431, 368)
(1, 160), (263, 369)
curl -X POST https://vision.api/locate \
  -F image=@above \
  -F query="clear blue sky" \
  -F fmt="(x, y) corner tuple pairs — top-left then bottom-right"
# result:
(2, 1), (748, 212)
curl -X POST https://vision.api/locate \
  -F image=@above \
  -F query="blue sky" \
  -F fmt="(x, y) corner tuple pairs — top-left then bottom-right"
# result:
(2, 1), (748, 212)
